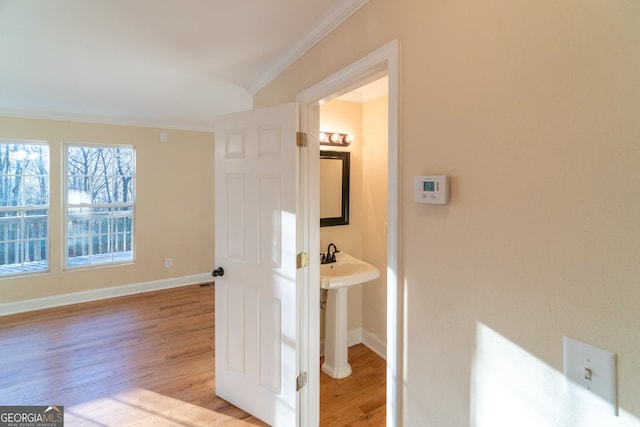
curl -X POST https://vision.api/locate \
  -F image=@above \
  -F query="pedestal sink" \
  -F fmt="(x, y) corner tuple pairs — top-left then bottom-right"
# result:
(321, 252), (380, 378)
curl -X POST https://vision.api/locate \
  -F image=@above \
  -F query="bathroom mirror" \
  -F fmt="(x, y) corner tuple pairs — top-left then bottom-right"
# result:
(320, 150), (350, 227)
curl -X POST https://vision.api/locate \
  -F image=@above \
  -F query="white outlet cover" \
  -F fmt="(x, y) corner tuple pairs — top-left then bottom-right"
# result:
(563, 336), (617, 416)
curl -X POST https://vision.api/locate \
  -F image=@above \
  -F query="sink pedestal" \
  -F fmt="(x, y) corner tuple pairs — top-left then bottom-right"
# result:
(322, 287), (352, 378)
(320, 252), (380, 379)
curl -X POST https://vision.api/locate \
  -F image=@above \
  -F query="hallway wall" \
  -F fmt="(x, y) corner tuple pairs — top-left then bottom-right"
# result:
(255, 0), (640, 425)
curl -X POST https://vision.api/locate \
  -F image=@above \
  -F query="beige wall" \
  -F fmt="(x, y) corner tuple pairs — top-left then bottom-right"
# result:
(256, 0), (640, 425)
(0, 116), (214, 304)
(319, 99), (364, 336)
(362, 94), (388, 342)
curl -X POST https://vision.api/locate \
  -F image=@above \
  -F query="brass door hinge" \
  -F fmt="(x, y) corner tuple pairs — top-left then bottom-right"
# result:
(296, 252), (308, 269)
(296, 131), (307, 148)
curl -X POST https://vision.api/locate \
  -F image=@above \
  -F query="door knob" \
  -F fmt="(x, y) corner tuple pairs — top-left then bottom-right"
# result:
(212, 267), (224, 277)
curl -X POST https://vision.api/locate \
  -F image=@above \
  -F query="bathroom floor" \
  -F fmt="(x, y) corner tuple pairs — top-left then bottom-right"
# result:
(320, 344), (387, 426)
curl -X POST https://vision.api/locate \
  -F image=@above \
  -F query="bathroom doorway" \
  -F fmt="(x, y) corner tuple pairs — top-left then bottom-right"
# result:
(319, 77), (389, 359)
(318, 76), (389, 424)
(297, 40), (400, 427)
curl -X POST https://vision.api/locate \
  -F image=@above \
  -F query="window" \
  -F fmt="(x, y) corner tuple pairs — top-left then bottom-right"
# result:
(65, 145), (134, 268)
(0, 141), (49, 276)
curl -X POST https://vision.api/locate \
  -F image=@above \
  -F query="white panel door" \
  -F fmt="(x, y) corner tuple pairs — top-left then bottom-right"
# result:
(214, 103), (299, 426)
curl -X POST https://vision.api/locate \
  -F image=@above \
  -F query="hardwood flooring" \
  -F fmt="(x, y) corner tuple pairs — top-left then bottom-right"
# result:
(320, 346), (386, 426)
(0, 285), (385, 426)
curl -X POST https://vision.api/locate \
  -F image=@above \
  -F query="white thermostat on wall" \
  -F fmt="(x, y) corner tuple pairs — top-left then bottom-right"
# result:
(414, 175), (449, 204)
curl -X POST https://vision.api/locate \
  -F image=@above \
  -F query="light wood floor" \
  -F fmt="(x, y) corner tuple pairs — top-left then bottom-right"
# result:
(0, 285), (385, 426)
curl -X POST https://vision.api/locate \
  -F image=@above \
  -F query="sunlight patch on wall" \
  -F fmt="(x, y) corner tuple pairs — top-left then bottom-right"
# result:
(471, 323), (639, 427)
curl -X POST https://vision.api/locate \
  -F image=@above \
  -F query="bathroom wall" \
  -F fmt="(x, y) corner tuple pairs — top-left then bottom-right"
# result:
(361, 94), (388, 344)
(320, 95), (389, 349)
(319, 99), (364, 339)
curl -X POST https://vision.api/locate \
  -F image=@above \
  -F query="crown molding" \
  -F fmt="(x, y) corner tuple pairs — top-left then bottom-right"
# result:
(248, 0), (370, 95)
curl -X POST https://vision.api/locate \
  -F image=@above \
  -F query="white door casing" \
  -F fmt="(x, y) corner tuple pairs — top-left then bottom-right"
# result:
(297, 39), (400, 427)
(214, 103), (299, 426)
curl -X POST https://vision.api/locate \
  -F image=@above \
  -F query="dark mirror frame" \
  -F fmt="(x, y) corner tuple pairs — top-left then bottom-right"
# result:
(320, 150), (350, 227)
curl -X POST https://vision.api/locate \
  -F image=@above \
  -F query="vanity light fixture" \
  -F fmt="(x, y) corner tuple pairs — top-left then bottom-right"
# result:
(319, 131), (352, 147)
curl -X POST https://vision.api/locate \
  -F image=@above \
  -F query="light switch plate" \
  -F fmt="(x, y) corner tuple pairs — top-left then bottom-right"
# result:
(563, 336), (617, 416)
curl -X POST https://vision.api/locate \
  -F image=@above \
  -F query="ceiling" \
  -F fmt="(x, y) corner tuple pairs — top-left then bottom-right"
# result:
(0, 0), (368, 130)
(337, 76), (388, 103)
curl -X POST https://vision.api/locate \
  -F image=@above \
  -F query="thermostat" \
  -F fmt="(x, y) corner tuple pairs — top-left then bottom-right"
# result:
(414, 175), (449, 204)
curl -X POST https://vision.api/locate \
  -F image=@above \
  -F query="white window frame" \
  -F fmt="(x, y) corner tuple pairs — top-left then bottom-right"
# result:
(64, 143), (135, 269)
(0, 140), (50, 277)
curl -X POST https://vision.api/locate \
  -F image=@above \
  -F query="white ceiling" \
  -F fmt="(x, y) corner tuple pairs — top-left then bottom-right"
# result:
(337, 76), (388, 103)
(0, 0), (368, 130)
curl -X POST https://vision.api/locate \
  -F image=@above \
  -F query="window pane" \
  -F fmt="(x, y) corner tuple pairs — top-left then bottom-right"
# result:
(0, 144), (50, 206)
(23, 176), (49, 206)
(115, 176), (134, 203)
(0, 209), (49, 274)
(24, 210), (47, 264)
(68, 212), (90, 237)
(67, 236), (90, 266)
(91, 175), (115, 204)
(0, 142), (49, 275)
(66, 145), (134, 268)
(0, 212), (20, 267)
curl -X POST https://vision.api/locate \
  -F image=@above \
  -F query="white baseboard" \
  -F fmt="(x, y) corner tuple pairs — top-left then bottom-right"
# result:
(0, 273), (213, 316)
(348, 327), (363, 347)
(362, 328), (387, 360)
(320, 327), (387, 360)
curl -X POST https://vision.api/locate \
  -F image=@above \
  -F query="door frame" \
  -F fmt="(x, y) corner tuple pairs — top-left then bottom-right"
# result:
(297, 40), (401, 427)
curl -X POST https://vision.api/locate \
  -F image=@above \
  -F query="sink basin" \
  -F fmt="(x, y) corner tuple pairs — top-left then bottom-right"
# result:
(320, 252), (380, 289)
